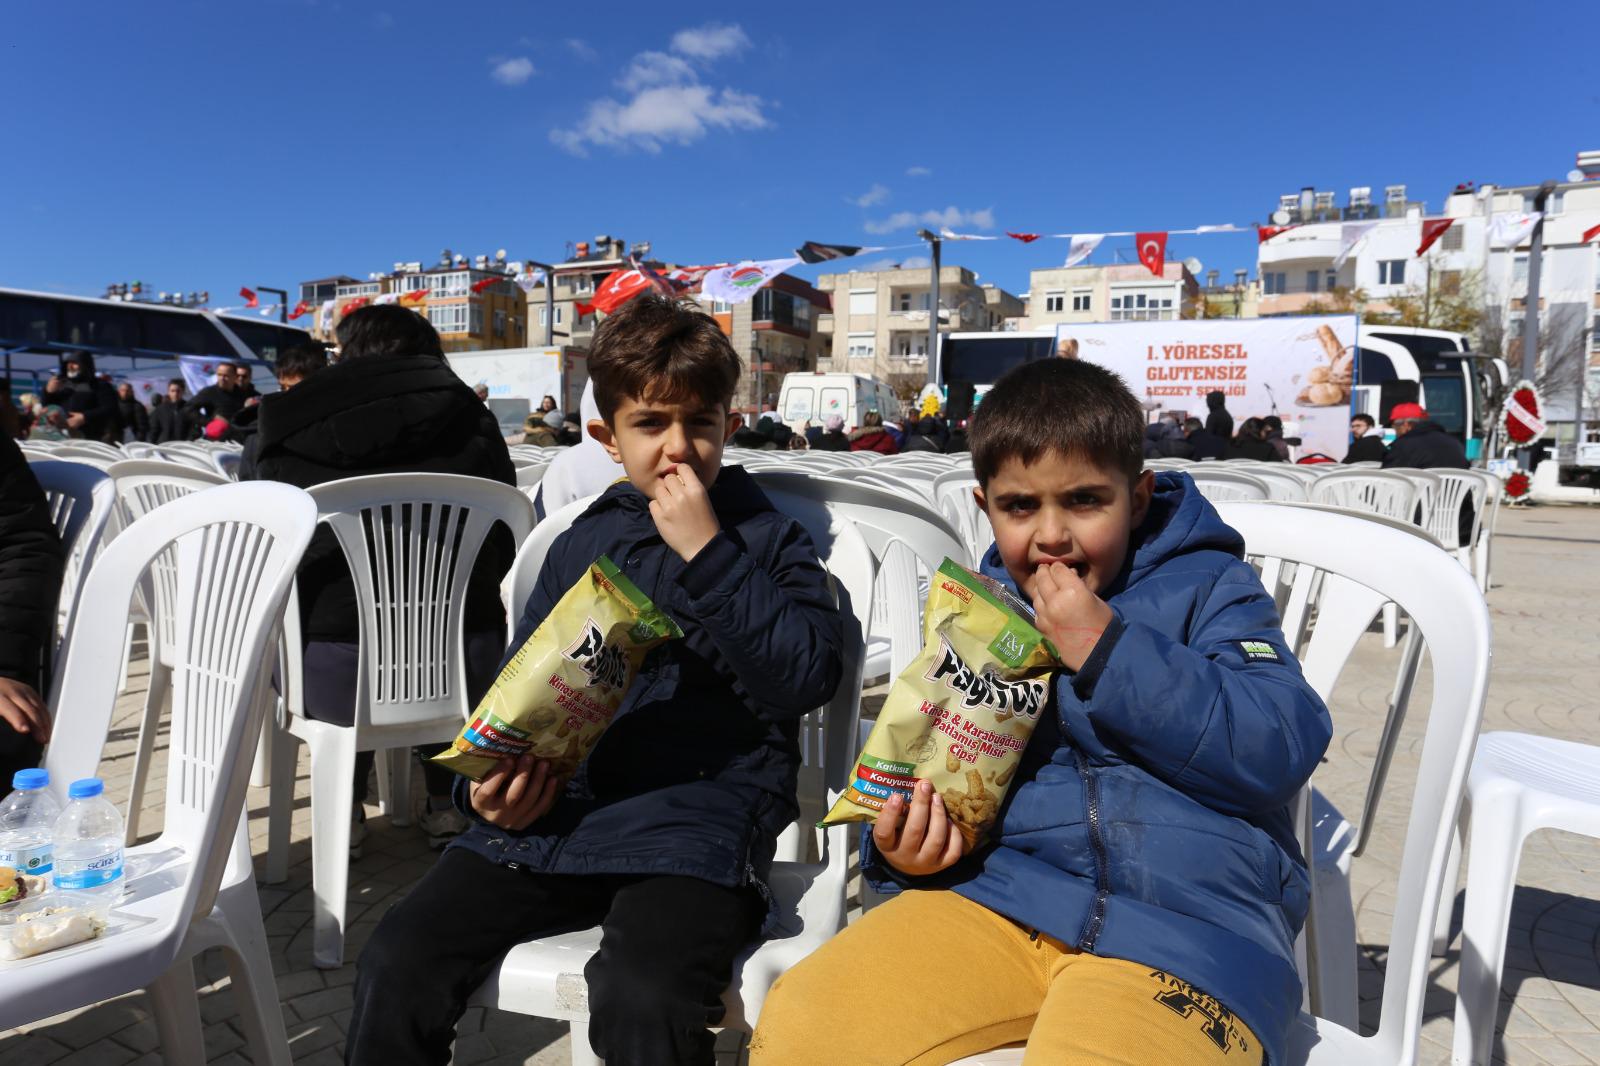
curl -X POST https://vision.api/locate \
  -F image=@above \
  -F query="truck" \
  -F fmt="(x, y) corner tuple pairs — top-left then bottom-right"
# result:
(444, 346), (588, 439)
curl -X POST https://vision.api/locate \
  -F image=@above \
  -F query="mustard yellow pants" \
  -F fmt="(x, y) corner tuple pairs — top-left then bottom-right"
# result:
(750, 889), (1261, 1066)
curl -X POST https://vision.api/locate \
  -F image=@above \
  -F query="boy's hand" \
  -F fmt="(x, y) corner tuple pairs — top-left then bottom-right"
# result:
(469, 754), (560, 830)
(872, 779), (966, 877)
(0, 677), (50, 743)
(650, 465), (720, 562)
(1032, 562), (1114, 672)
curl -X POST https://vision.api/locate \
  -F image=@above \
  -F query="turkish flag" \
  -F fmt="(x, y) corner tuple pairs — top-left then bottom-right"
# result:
(399, 289), (427, 305)
(589, 268), (653, 315)
(1257, 225), (1296, 243)
(471, 276), (499, 294)
(1136, 232), (1167, 277)
(288, 300), (312, 320)
(1416, 218), (1454, 256)
(1583, 222), (1600, 244)
(239, 286), (258, 308)
(1005, 232), (1041, 243)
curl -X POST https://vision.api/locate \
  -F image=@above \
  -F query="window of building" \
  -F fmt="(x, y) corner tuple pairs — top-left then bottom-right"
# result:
(431, 272), (469, 297)
(1262, 272), (1287, 296)
(1305, 270), (1320, 294)
(335, 282), (380, 297)
(397, 274), (428, 293)
(1441, 225), (1464, 251)
(1326, 270), (1338, 292)
(1044, 290), (1065, 313)
(848, 289), (876, 316)
(1512, 255), (1529, 284)
(537, 306), (565, 327)
(428, 304), (467, 333)
(1378, 260), (1406, 285)
(1437, 271), (1462, 297)
(493, 310), (506, 337)
(1109, 288), (1175, 322)
(847, 332), (875, 359)
(1071, 289), (1091, 312)
(1524, 190), (1564, 216)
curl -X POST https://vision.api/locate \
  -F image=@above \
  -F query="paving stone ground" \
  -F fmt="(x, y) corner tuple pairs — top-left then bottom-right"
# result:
(4, 502), (1600, 1064)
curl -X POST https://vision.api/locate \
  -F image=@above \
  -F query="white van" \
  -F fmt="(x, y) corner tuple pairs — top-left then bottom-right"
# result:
(777, 372), (902, 431)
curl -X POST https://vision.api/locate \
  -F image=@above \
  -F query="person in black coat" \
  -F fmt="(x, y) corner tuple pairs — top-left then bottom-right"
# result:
(115, 383), (150, 442)
(0, 437), (65, 789)
(1182, 416), (1227, 460)
(813, 414), (851, 451)
(1344, 413), (1387, 463)
(240, 306), (516, 846)
(41, 352), (119, 443)
(1204, 389), (1234, 442)
(1382, 403), (1468, 469)
(149, 379), (191, 443)
(186, 361), (247, 438)
(1226, 417), (1281, 461)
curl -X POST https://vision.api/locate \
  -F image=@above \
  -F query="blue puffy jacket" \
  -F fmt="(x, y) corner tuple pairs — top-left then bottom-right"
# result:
(864, 472), (1332, 1064)
(449, 466), (845, 933)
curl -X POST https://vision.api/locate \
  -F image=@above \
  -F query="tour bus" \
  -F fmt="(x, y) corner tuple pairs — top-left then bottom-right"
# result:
(0, 287), (308, 392)
(1353, 326), (1507, 459)
(776, 372), (902, 431)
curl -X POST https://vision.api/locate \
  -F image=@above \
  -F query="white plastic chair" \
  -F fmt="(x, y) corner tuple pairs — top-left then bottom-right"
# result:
(469, 483), (876, 1065)
(931, 471), (989, 565)
(3, 481), (316, 1066)
(949, 502), (1492, 1065)
(1451, 733), (1600, 1065)
(1186, 467), (1271, 502)
(104, 460), (233, 844)
(1309, 470), (1418, 522)
(501, 495), (598, 625)
(1239, 466), (1312, 502)
(28, 460), (117, 694)
(1421, 470), (1485, 571)
(263, 473), (535, 968)
(1465, 470), (1502, 592)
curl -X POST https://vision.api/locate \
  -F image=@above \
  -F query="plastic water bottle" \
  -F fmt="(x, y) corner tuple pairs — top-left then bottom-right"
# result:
(52, 779), (124, 904)
(0, 769), (61, 883)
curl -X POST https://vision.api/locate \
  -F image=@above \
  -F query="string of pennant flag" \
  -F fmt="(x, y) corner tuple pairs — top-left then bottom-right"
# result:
(252, 212), (1600, 331)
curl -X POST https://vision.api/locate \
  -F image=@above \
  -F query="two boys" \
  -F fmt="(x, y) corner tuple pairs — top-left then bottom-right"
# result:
(352, 295), (1330, 1066)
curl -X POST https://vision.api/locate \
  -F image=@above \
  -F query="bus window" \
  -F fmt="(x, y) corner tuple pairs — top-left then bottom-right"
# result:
(820, 387), (849, 421)
(143, 313), (235, 357)
(217, 317), (304, 361)
(1355, 348), (1397, 384)
(784, 387), (814, 424)
(0, 296), (57, 345)
(1420, 375), (1467, 436)
(60, 302), (141, 349)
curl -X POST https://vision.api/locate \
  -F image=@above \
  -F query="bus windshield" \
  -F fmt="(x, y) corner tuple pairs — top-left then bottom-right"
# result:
(1420, 374), (1467, 436)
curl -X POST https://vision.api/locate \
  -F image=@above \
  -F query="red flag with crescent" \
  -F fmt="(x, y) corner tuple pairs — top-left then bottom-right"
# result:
(1136, 232), (1167, 277)
(239, 286), (259, 309)
(1583, 222), (1600, 244)
(590, 268), (655, 315)
(1416, 218), (1454, 257)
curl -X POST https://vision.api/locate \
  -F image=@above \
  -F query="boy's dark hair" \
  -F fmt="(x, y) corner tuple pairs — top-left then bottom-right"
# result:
(167, 377), (185, 390)
(276, 342), (329, 381)
(587, 293), (741, 421)
(337, 304), (445, 361)
(1262, 415), (1284, 433)
(1183, 416), (1203, 433)
(969, 358), (1144, 486)
(1351, 412), (1375, 428)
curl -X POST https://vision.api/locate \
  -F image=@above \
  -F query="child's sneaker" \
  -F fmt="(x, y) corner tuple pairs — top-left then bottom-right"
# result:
(419, 797), (467, 849)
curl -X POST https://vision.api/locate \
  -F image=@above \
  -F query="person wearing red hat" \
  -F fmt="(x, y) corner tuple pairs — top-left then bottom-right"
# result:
(1382, 402), (1468, 470)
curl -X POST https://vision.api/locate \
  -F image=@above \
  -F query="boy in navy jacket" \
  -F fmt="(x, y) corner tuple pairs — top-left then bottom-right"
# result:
(349, 295), (845, 1066)
(753, 359), (1332, 1065)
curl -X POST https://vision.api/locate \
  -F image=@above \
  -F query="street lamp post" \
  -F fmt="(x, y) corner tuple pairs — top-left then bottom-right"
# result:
(258, 287), (288, 324)
(917, 229), (942, 387)
(523, 260), (556, 346)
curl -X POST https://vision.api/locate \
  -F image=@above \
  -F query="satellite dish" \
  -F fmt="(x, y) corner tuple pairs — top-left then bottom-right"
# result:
(1568, 169), (1586, 183)
(1271, 209), (1291, 225)
(1183, 257), (1203, 276)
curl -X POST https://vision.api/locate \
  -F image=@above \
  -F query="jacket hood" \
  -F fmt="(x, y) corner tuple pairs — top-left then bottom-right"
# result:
(1205, 390), (1227, 410)
(1407, 419), (1448, 436)
(60, 352), (97, 379)
(978, 471), (1243, 597)
(253, 353), (480, 462)
(585, 463), (775, 526)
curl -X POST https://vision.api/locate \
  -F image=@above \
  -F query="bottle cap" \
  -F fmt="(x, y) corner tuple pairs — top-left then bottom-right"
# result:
(12, 769), (48, 791)
(67, 778), (104, 800)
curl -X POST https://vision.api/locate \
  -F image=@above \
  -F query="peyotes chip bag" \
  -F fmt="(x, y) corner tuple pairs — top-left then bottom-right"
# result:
(821, 559), (1060, 848)
(432, 557), (682, 783)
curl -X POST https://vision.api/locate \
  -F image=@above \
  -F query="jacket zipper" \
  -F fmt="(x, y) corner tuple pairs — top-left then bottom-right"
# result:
(1076, 751), (1110, 952)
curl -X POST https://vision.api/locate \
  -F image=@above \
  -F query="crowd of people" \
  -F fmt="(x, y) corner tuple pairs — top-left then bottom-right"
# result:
(724, 398), (970, 456)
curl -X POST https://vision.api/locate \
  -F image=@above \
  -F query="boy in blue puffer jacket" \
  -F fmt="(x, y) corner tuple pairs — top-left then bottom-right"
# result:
(753, 358), (1332, 1065)
(349, 295), (845, 1066)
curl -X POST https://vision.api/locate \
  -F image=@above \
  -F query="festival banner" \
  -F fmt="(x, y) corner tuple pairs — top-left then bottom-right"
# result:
(1055, 316), (1358, 459)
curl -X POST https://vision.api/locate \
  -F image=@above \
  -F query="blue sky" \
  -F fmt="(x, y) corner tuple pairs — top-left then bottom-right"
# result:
(4, 1), (1597, 309)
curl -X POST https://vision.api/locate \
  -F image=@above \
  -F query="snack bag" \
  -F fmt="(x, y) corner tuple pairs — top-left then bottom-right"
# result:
(821, 559), (1060, 848)
(432, 557), (682, 782)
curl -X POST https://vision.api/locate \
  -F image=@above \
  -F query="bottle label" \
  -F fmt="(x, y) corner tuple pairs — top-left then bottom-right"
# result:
(0, 842), (52, 875)
(55, 848), (124, 890)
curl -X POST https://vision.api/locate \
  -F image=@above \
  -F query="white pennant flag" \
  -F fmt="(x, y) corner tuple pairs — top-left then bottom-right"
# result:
(1063, 233), (1104, 267)
(1488, 212), (1540, 248)
(514, 268), (545, 293)
(700, 258), (801, 305)
(1332, 222), (1377, 270)
(319, 299), (336, 332)
(374, 292), (401, 305)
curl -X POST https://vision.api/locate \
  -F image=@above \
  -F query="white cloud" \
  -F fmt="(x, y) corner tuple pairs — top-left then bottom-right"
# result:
(551, 85), (767, 155)
(618, 51), (697, 92)
(906, 165), (932, 177)
(489, 56), (535, 86)
(850, 183), (891, 208)
(551, 24), (769, 155)
(863, 206), (995, 235)
(670, 23), (751, 61)
(565, 38), (597, 61)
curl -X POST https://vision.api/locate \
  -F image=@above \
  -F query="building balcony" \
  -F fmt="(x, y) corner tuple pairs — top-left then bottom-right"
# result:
(817, 313), (834, 333)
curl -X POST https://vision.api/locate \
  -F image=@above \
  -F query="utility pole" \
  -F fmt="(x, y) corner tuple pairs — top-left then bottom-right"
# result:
(1519, 181), (1556, 383)
(258, 287), (288, 323)
(523, 260), (556, 346)
(917, 229), (942, 387)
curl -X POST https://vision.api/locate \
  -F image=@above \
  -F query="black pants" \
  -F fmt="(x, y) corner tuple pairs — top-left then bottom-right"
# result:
(301, 628), (505, 801)
(347, 848), (763, 1066)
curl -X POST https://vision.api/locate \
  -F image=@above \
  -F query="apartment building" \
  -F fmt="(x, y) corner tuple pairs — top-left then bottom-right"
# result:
(1200, 270), (1261, 319)
(519, 235), (647, 350)
(298, 251), (529, 352)
(813, 265), (1023, 392)
(713, 274), (831, 409)
(1024, 262), (1201, 331)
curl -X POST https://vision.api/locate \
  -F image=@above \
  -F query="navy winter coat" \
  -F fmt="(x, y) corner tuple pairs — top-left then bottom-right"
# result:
(449, 466), (845, 933)
(864, 472), (1332, 1064)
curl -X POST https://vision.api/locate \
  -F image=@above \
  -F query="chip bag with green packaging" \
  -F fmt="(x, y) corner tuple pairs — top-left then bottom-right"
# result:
(432, 557), (682, 783)
(821, 559), (1060, 848)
